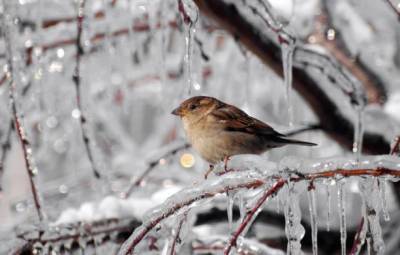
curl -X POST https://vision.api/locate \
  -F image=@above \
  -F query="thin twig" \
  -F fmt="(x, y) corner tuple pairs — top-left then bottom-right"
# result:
(73, 0), (101, 178)
(224, 179), (286, 255)
(348, 217), (365, 255)
(0, 120), (13, 191)
(384, 0), (400, 20)
(123, 142), (190, 197)
(390, 136), (400, 155)
(169, 210), (189, 255)
(1, 3), (45, 221)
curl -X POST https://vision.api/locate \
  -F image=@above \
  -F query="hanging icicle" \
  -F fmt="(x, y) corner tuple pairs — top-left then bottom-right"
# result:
(284, 181), (304, 254)
(281, 40), (295, 126)
(337, 181), (347, 255)
(307, 186), (318, 255)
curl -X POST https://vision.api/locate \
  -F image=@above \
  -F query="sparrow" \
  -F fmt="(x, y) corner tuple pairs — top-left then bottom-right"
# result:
(172, 96), (316, 175)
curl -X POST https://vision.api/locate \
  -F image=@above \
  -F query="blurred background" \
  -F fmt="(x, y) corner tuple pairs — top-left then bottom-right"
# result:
(0, 0), (400, 254)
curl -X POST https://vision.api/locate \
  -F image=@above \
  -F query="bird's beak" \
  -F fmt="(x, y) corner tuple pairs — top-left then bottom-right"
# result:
(171, 106), (182, 116)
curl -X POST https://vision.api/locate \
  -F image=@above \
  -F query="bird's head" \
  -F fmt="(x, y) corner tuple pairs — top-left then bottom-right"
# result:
(171, 96), (220, 123)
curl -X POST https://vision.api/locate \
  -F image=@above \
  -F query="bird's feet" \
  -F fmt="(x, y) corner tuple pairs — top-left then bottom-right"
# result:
(204, 164), (214, 179)
(224, 156), (231, 172)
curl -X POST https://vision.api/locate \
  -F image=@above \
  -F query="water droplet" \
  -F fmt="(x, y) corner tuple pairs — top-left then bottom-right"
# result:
(326, 29), (336, 40)
(46, 116), (58, 128)
(71, 109), (81, 119)
(15, 201), (27, 212)
(48, 62), (63, 73)
(56, 48), (65, 58)
(59, 184), (69, 194)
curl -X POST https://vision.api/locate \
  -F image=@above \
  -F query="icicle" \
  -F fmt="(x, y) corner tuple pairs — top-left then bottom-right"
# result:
(307, 188), (318, 255)
(337, 181), (347, 255)
(227, 191), (234, 233)
(185, 25), (195, 95)
(281, 41), (295, 126)
(366, 237), (372, 255)
(179, 0), (198, 96)
(284, 181), (304, 255)
(326, 184), (331, 232)
(237, 192), (245, 222)
(378, 178), (390, 221)
(359, 178), (385, 254)
(352, 106), (365, 160)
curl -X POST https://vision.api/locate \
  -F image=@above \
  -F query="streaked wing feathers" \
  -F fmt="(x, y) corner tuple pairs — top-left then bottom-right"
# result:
(211, 104), (284, 136)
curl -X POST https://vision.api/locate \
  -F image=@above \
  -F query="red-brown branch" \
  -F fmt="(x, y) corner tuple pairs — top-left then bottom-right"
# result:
(2, 9), (45, 221)
(349, 217), (365, 255)
(390, 136), (400, 155)
(224, 179), (286, 255)
(170, 211), (188, 255)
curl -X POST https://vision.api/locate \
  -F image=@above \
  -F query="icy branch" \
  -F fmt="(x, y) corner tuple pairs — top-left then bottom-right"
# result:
(122, 141), (190, 197)
(224, 178), (286, 255)
(1, 3), (45, 221)
(73, 0), (101, 178)
(118, 156), (400, 254)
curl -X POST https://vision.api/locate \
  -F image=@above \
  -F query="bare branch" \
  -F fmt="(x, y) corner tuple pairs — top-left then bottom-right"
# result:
(1, 3), (45, 221)
(384, 0), (400, 20)
(73, 0), (101, 178)
(122, 142), (190, 198)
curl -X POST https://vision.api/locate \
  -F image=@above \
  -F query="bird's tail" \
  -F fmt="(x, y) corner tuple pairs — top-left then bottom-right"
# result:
(276, 137), (317, 146)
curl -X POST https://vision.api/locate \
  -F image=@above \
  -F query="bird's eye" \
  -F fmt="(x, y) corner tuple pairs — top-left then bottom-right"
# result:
(189, 104), (197, 110)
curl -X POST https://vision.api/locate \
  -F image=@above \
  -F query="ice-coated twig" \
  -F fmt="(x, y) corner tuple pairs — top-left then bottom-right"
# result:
(390, 136), (400, 156)
(73, 0), (101, 179)
(384, 0), (400, 20)
(119, 162), (400, 254)
(0, 119), (13, 191)
(349, 217), (365, 255)
(12, 218), (141, 254)
(223, 179), (286, 255)
(169, 210), (189, 255)
(117, 175), (266, 255)
(1, 3), (45, 221)
(122, 142), (190, 198)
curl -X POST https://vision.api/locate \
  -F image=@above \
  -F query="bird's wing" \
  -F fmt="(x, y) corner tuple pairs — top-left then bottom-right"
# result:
(210, 104), (284, 136)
